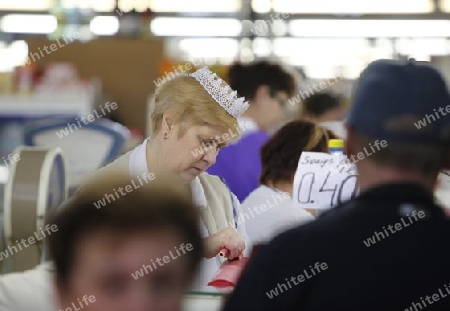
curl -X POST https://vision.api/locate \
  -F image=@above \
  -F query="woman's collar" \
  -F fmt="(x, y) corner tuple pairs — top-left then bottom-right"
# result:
(128, 138), (149, 177)
(128, 138), (208, 209)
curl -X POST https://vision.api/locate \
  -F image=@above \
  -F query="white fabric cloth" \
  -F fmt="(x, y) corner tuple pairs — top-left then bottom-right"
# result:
(0, 263), (56, 311)
(192, 190), (250, 292)
(128, 139), (250, 291)
(241, 185), (315, 245)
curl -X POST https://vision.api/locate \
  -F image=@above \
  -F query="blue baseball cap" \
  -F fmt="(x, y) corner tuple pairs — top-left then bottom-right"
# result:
(347, 59), (450, 144)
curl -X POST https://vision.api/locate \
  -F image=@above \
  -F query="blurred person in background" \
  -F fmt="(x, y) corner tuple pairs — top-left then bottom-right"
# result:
(207, 61), (297, 202)
(224, 59), (450, 310)
(51, 175), (203, 311)
(241, 121), (331, 245)
(301, 92), (345, 123)
(302, 92), (347, 140)
(320, 120), (347, 141)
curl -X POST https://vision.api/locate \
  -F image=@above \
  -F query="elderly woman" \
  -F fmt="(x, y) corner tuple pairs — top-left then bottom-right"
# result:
(92, 66), (251, 290)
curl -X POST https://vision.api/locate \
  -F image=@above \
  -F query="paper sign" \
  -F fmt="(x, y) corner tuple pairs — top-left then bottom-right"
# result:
(293, 152), (359, 210)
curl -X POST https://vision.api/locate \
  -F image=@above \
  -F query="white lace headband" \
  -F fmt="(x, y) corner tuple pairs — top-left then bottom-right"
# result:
(190, 66), (249, 118)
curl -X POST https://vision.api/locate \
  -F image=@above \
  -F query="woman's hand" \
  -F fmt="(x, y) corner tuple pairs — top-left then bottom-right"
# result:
(204, 227), (245, 260)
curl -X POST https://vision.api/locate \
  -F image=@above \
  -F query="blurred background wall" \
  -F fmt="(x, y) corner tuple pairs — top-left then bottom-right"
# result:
(25, 37), (164, 130)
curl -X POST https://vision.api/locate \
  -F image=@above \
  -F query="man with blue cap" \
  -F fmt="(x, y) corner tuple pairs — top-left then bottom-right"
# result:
(223, 59), (450, 311)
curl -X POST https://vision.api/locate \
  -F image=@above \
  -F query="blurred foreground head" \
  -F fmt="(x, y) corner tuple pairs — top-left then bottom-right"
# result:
(49, 173), (203, 311)
(347, 59), (450, 188)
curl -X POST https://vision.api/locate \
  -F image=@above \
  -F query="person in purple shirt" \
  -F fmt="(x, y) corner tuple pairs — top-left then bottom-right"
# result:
(207, 61), (296, 202)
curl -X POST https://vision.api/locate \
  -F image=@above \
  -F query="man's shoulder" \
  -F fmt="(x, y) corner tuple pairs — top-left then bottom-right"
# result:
(268, 197), (450, 253)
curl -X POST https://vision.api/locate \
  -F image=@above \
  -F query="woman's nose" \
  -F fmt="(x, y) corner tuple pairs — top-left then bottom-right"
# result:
(202, 148), (218, 165)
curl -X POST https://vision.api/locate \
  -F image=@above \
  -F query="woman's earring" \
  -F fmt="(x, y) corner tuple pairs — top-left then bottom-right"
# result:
(163, 132), (168, 140)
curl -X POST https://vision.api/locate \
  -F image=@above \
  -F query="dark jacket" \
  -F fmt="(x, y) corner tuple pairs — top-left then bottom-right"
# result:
(223, 183), (450, 311)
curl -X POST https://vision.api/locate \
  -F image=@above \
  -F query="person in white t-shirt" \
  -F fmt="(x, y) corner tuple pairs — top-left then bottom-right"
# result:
(241, 121), (331, 245)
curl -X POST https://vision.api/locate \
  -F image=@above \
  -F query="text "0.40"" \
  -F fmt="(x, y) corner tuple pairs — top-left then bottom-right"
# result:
(296, 171), (358, 208)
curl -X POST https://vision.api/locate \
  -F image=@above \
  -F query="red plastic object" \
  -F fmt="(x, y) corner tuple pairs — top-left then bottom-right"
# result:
(207, 257), (249, 293)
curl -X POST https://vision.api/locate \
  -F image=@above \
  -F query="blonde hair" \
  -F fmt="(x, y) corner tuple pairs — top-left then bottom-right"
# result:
(149, 75), (240, 139)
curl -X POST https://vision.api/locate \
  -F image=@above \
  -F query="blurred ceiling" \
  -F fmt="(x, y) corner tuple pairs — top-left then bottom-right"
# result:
(2, 0), (450, 78)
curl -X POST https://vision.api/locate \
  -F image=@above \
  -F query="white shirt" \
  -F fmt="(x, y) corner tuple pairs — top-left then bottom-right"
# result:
(0, 263), (56, 311)
(241, 185), (315, 245)
(129, 139), (250, 292)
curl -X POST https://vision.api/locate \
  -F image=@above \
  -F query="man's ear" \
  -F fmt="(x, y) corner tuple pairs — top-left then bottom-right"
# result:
(344, 123), (355, 157)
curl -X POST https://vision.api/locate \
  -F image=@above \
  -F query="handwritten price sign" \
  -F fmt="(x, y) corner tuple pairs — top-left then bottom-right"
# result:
(293, 152), (359, 210)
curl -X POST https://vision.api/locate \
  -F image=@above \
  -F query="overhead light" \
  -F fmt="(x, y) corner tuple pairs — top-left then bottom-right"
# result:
(179, 38), (239, 58)
(90, 16), (119, 36)
(118, 0), (149, 12)
(63, 0), (116, 12)
(0, 0), (52, 11)
(253, 38), (272, 57)
(273, 38), (369, 59)
(252, 0), (272, 13)
(289, 20), (450, 37)
(151, 18), (241, 37)
(340, 64), (367, 79)
(395, 38), (450, 56)
(9, 40), (29, 67)
(371, 39), (394, 59)
(240, 47), (255, 62)
(149, 0), (241, 12)
(0, 14), (57, 34)
(272, 20), (287, 36)
(78, 25), (96, 42)
(0, 40), (29, 71)
(303, 65), (344, 79)
(274, 0), (434, 13)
